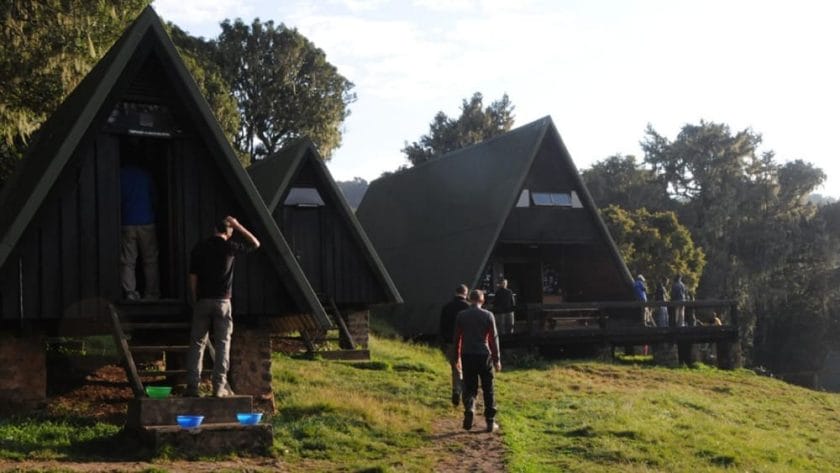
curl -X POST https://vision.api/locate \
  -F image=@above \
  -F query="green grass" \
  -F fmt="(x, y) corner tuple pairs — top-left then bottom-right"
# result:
(271, 336), (451, 471)
(3, 335), (840, 472)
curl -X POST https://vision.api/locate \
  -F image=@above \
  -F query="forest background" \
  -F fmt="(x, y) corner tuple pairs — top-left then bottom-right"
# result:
(2, 1), (838, 384)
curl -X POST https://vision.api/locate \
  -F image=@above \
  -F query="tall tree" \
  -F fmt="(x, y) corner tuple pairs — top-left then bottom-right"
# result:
(582, 154), (671, 212)
(0, 0), (150, 187)
(600, 205), (706, 293)
(402, 92), (515, 166)
(215, 18), (356, 162)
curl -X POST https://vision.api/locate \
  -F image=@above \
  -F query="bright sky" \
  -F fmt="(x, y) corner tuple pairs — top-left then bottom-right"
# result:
(152, 0), (840, 197)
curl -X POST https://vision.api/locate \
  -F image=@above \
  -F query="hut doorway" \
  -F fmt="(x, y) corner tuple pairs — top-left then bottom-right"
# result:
(118, 137), (177, 300)
(282, 187), (327, 293)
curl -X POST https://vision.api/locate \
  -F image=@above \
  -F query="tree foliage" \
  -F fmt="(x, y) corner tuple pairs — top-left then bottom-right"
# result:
(402, 92), (515, 166)
(590, 121), (838, 374)
(0, 0), (150, 186)
(601, 205), (705, 293)
(215, 18), (356, 162)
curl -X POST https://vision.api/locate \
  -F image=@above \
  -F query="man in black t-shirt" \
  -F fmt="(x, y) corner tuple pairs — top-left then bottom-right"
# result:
(185, 216), (259, 397)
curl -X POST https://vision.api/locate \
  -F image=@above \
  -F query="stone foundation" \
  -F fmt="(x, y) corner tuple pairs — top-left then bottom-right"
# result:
(346, 310), (370, 348)
(678, 343), (700, 366)
(229, 328), (274, 413)
(0, 331), (46, 412)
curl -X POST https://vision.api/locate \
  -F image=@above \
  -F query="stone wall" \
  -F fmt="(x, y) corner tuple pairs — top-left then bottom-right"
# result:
(652, 342), (679, 368)
(0, 332), (46, 412)
(228, 328), (274, 413)
(346, 310), (369, 348)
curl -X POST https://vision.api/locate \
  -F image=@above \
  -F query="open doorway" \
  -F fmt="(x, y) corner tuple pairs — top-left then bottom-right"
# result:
(118, 137), (175, 300)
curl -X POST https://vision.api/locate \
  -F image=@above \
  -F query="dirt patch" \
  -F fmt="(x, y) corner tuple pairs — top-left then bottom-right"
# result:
(430, 404), (507, 472)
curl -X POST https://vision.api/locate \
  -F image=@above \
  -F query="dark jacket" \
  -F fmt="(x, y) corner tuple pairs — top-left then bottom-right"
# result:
(493, 287), (515, 313)
(440, 295), (470, 342)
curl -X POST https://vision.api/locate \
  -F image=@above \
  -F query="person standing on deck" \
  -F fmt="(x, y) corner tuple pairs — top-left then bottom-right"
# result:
(440, 284), (470, 406)
(634, 274), (653, 327)
(671, 275), (688, 327)
(493, 279), (516, 335)
(454, 289), (501, 433)
(654, 278), (669, 327)
(185, 216), (259, 398)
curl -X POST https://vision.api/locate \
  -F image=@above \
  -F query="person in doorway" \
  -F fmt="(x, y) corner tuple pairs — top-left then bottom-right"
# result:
(493, 279), (516, 335)
(454, 289), (502, 433)
(120, 151), (160, 300)
(671, 274), (688, 327)
(185, 216), (260, 398)
(439, 284), (470, 406)
(634, 274), (653, 327)
(654, 278), (669, 327)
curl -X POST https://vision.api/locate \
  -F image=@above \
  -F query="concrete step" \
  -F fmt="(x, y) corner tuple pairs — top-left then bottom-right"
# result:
(126, 395), (255, 428)
(135, 422), (272, 456)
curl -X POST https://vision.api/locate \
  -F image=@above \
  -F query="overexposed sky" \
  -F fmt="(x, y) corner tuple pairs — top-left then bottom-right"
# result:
(153, 0), (840, 196)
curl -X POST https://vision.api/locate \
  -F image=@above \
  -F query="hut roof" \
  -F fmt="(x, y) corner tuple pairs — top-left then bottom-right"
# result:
(0, 6), (331, 328)
(248, 139), (402, 304)
(356, 116), (632, 333)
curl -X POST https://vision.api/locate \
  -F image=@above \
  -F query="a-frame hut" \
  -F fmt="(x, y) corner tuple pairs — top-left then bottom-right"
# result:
(356, 116), (635, 338)
(247, 140), (402, 347)
(0, 7), (329, 408)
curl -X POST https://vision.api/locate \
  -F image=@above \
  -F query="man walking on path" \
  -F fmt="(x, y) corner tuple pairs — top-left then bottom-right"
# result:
(454, 289), (501, 433)
(493, 279), (516, 334)
(185, 216), (260, 397)
(671, 275), (688, 327)
(440, 284), (470, 406)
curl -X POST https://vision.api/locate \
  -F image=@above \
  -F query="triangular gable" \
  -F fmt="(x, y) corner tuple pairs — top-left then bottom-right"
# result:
(248, 139), (402, 304)
(0, 6), (330, 328)
(357, 116), (633, 335)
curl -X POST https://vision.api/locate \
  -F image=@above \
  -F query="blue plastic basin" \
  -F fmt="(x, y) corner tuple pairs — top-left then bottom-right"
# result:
(236, 413), (263, 425)
(176, 415), (204, 429)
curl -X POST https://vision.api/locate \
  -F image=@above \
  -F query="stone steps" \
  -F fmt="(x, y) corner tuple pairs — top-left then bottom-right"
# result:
(125, 394), (272, 455)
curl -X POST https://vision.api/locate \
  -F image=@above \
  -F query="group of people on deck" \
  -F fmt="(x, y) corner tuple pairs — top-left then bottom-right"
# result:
(634, 274), (688, 327)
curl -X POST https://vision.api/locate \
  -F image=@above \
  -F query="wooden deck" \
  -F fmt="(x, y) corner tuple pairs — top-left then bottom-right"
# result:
(499, 299), (739, 349)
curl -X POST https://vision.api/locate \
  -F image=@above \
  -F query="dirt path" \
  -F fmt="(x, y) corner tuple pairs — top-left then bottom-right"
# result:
(430, 405), (507, 472)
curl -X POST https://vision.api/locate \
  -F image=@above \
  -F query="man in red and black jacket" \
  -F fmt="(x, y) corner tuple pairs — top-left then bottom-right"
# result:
(454, 289), (502, 433)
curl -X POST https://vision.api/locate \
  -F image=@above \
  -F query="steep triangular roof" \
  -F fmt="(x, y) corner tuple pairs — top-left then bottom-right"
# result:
(248, 139), (402, 304)
(357, 116), (632, 333)
(0, 6), (330, 327)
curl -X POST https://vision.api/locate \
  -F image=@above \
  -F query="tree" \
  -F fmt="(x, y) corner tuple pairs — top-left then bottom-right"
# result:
(402, 92), (515, 166)
(215, 18), (356, 162)
(600, 205), (706, 293)
(0, 0), (150, 187)
(581, 154), (671, 212)
(166, 23), (243, 165)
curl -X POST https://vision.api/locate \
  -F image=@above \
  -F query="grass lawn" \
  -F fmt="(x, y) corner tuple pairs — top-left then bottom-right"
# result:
(2, 335), (840, 472)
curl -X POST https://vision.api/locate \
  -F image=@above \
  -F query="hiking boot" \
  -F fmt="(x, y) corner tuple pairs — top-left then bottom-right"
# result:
(463, 411), (474, 431)
(451, 391), (460, 407)
(485, 418), (499, 433)
(213, 385), (236, 398)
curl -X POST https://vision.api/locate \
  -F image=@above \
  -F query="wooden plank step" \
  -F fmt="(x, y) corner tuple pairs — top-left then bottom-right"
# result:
(122, 322), (191, 331)
(138, 369), (188, 376)
(130, 345), (189, 353)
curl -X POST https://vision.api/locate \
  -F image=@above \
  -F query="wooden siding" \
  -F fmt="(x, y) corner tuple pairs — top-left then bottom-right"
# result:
(276, 160), (386, 306)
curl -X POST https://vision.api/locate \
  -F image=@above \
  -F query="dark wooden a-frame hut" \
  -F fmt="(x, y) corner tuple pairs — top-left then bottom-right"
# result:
(248, 140), (402, 346)
(357, 117), (635, 337)
(0, 7), (329, 406)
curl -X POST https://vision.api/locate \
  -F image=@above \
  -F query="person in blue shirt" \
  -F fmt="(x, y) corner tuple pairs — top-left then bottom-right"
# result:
(634, 274), (653, 327)
(120, 152), (160, 300)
